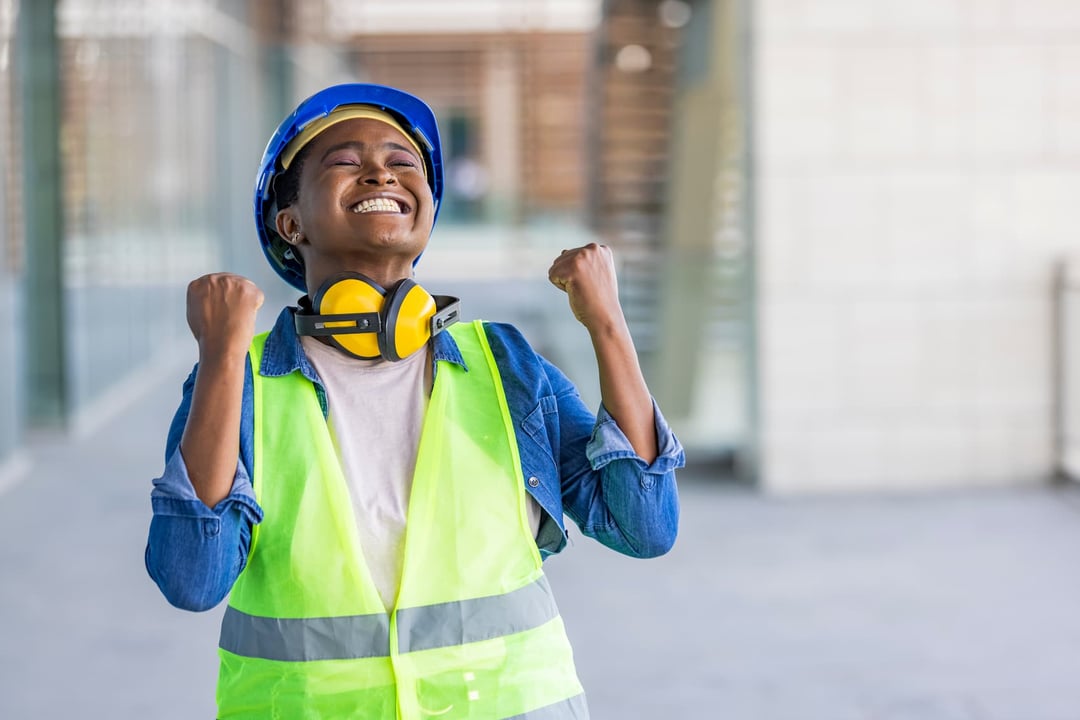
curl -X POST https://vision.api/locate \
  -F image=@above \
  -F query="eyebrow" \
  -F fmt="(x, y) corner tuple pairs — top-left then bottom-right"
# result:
(320, 140), (420, 162)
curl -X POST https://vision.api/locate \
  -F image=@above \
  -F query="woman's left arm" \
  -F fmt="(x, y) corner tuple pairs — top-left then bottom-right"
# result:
(548, 243), (657, 462)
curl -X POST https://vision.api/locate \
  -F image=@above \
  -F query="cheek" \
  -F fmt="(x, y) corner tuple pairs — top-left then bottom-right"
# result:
(419, 199), (436, 228)
(418, 188), (436, 219)
(300, 173), (345, 206)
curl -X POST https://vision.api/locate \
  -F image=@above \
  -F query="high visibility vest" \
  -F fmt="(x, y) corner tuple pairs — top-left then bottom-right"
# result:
(217, 320), (588, 719)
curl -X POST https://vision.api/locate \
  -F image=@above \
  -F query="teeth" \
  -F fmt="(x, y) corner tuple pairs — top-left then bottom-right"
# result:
(352, 198), (402, 213)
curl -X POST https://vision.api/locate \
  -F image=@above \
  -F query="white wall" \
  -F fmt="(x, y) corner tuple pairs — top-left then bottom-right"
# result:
(754, 0), (1080, 492)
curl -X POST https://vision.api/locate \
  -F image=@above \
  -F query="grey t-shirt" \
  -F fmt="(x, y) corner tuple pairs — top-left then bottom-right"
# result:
(300, 336), (541, 610)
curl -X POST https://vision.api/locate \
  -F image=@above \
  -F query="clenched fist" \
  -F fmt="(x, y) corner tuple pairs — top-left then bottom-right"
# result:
(186, 273), (264, 359)
(547, 243), (625, 333)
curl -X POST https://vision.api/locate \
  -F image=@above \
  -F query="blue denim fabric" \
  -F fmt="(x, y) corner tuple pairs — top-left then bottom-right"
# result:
(146, 306), (684, 611)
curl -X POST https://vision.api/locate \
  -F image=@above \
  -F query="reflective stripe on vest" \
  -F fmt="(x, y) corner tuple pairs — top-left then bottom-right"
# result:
(509, 693), (589, 720)
(219, 606), (390, 662)
(220, 574), (559, 660)
(217, 321), (586, 719)
(398, 573), (560, 653)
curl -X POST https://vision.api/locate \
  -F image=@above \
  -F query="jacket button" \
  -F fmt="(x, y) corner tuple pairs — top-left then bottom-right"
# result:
(527, 476), (540, 488)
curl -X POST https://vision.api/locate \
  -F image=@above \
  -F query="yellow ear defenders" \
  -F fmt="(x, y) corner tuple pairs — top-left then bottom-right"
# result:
(294, 272), (460, 361)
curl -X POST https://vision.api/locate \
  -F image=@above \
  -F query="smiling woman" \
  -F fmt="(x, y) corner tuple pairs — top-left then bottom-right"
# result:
(253, 85), (445, 294)
(144, 83), (684, 720)
(274, 117), (435, 292)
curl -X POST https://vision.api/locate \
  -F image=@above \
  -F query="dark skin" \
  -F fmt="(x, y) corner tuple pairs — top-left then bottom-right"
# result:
(274, 119), (436, 291)
(181, 118), (657, 508)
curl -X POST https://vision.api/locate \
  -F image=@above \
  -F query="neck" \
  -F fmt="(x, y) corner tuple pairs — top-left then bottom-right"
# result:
(305, 258), (415, 293)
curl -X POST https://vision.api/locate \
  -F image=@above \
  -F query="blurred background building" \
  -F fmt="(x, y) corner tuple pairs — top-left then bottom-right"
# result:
(5, 2), (1080, 718)
(2, 0), (1080, 497)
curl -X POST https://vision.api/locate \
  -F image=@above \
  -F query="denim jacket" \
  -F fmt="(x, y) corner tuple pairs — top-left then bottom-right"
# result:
(146, 307), (684, 611)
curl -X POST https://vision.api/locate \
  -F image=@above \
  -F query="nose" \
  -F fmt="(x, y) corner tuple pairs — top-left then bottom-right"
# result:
(360, 163), (396, 185)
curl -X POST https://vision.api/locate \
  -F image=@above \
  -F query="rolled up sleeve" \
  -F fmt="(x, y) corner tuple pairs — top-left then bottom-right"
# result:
(587, 400), (684, 474)
(555, 380), (684, 559)
(145, 449), (262, 612)
(581, 400), (683, 557)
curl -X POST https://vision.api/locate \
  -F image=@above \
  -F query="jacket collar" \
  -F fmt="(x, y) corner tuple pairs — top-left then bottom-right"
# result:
(259, 306), (467, 381)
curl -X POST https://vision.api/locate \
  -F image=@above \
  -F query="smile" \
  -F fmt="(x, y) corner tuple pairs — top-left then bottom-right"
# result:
(351, 198), (404, 214)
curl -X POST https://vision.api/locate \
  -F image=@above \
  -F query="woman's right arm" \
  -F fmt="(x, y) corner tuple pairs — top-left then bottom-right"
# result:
(144, 274), (265, 611)
(181, 273), (264, 507)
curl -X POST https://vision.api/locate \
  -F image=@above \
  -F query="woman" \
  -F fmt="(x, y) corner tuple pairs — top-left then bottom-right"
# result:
(146, 83), (683, 719)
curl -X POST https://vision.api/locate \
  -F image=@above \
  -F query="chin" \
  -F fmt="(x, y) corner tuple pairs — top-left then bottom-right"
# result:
(371, 227), (426, 251)
(368, 235), (410, 254)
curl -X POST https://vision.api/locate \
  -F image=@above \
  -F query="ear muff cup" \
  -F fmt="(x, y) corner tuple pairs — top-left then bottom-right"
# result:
(312, 273), (387, 359)
(301, 272), (451, 361)
(380, 278), (438, 361)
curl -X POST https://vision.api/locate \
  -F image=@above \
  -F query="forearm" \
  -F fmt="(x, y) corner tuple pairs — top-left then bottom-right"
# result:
(548, 243), (658, 462)
(180, 272), (264, 508)
(588, 317), (658, 463)
(180, 350), (248, 507)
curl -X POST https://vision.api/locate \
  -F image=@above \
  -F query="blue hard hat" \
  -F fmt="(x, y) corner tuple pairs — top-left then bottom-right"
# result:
(254, 83), (444, 291)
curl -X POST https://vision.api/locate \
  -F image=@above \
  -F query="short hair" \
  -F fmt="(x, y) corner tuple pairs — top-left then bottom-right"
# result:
(272, 143), (312, 214)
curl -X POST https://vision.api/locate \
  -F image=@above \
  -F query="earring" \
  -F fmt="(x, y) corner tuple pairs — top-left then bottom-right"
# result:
(290, 232), (301, 244)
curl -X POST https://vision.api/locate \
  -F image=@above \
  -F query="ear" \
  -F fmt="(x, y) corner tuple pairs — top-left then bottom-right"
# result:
(275, 207), (302, 245)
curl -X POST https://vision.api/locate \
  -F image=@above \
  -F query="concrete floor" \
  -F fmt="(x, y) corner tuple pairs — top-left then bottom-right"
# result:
(548, 480), (1080, 720)
(2, 359), (1080, 719)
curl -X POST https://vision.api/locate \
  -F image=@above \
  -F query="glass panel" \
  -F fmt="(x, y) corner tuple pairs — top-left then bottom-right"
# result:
(56, 0), (264, 417)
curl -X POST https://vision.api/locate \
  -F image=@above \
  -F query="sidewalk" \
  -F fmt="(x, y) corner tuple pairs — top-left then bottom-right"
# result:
(3, 364), (1080, 719)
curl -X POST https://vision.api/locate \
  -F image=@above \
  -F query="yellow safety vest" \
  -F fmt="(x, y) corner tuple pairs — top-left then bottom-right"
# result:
(217, 320), (587, 719)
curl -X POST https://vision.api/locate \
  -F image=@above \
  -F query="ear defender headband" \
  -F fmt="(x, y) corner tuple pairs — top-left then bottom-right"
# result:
(294, 273), (460, 361)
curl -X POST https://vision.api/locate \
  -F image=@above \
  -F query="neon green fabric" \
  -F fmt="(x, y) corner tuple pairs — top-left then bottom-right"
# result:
(217, 321), (586, 719)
